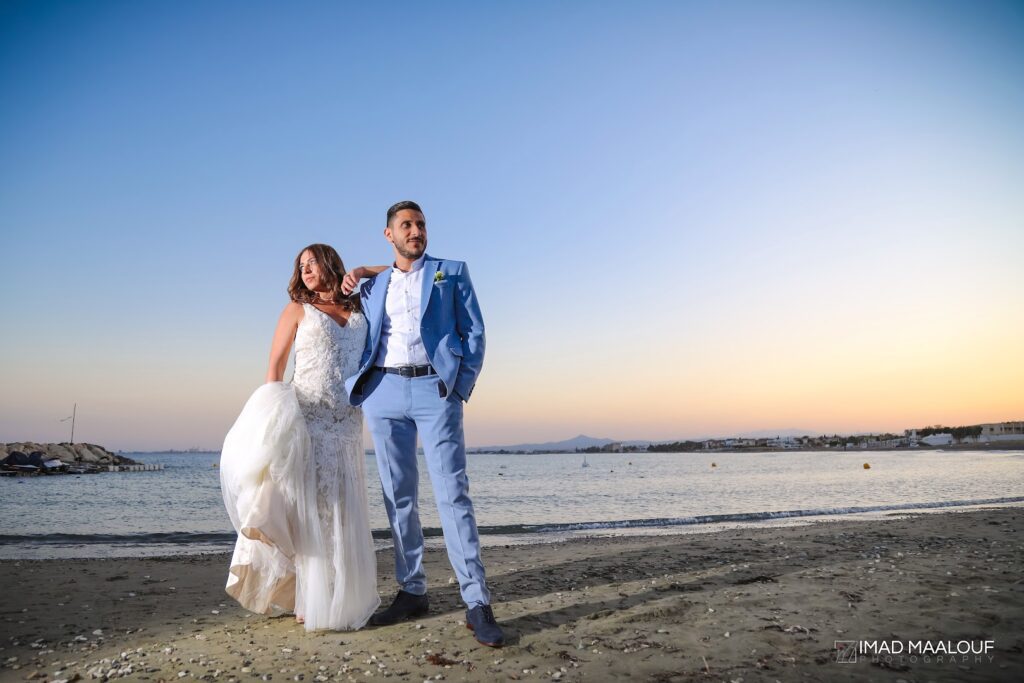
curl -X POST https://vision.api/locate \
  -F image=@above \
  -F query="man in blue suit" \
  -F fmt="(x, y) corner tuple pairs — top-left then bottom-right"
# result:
(344, 200), (503, 647)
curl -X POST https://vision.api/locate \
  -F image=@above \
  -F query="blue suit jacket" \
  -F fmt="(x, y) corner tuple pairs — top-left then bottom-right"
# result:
(345, 254), (485, 405)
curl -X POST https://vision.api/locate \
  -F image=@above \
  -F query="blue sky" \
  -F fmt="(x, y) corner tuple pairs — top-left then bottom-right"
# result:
(1, 0), (1022, 449)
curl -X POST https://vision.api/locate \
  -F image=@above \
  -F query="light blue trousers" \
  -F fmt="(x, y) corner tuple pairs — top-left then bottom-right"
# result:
(360, 370), (491, 607)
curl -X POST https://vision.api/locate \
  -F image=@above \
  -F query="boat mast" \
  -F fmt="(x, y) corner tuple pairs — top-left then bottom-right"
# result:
(61, 403), (77, 444)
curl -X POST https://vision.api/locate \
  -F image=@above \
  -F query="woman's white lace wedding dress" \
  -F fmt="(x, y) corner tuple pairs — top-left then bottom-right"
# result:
(220, 304), (379, 630)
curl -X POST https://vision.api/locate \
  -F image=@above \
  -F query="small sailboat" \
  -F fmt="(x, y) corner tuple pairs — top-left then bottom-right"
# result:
(581, 455), (590, 468)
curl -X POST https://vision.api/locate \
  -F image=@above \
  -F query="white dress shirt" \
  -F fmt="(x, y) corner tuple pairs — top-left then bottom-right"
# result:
(375, 254), (430, 367)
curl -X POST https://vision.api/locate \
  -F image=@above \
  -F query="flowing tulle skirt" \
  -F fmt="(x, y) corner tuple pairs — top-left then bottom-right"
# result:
(220, 382), (379, 630)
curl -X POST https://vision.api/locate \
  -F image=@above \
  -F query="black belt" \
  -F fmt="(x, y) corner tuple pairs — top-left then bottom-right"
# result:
(376, 365), (436, 378)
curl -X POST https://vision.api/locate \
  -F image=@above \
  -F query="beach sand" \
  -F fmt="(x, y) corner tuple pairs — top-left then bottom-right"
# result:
(1, 507), (1021, 683)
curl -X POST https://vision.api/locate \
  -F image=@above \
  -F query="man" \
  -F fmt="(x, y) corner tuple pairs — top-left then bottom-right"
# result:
(343, 200), (503, 647)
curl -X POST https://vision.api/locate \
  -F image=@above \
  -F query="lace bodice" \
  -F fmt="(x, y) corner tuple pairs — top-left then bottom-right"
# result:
(291, 304), (366, 444)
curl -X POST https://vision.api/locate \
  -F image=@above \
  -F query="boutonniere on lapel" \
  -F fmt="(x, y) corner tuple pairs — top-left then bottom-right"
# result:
(433, 271), (446, 285)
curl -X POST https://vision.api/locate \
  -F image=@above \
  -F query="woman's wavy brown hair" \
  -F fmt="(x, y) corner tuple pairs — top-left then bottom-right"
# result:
(287, 243), (361, 312)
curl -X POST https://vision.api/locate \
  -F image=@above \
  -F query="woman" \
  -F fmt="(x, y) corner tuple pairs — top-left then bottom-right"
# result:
(220, 244), (386, 631)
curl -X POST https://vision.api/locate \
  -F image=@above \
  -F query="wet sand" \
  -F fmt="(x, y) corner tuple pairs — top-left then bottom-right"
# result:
(1, 507), (1021, 682)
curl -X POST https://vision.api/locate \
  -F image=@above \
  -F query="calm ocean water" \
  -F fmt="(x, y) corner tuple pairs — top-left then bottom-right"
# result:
(1, 449), (1022, 559)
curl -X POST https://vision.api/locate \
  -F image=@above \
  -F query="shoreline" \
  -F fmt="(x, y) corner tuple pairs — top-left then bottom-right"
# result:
(470, 444), (1024, 454)
(95, 444), (1024, 456)
(4, 497), (1024, 562)
(2, 507), (1022, 682)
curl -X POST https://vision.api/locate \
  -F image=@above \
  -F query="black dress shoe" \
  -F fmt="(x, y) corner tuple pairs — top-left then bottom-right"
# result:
(465, 604), (504, 647)
(370, 590), (429, 626)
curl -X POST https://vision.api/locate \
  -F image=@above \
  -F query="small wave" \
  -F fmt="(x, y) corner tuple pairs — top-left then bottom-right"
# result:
(2, 495), (1021, 547)
(0, 531), (237, 546)
(528, 495), (1024, 533)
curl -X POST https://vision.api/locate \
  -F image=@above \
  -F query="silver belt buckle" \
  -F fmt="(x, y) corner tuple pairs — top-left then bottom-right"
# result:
(398, 365), (415, 378)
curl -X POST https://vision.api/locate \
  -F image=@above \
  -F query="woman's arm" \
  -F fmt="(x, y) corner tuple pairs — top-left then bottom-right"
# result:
(265, 302), (304, 383)
(341, 265), (389, 295)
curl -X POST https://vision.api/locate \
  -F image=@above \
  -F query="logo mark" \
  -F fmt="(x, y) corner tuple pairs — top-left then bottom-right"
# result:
(835, 641), (858, 663)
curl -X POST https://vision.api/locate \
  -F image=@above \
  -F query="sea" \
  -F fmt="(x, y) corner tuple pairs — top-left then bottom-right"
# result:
(1, 449), (1022, 560)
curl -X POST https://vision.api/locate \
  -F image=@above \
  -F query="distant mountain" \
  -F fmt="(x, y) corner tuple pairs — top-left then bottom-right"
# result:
(470, 429), (823, 453)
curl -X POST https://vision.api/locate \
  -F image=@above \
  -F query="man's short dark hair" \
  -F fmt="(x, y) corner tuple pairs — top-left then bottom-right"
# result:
(386, 200), (423, 226)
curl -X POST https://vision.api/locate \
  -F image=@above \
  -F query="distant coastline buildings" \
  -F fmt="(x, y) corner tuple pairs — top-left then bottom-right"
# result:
(620, 421), (1024, 453)
(474, 420), (1024, 454)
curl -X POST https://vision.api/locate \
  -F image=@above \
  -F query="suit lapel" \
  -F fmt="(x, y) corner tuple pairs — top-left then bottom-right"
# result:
(369, 268), (392, 354)
(420, 255), (438, 320)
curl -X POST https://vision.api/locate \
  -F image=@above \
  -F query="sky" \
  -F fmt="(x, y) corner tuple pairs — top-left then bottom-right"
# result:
(1, 0), (1022, 450)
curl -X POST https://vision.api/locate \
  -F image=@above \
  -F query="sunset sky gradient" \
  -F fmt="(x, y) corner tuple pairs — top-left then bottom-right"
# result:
(1, 0), (1022, 449)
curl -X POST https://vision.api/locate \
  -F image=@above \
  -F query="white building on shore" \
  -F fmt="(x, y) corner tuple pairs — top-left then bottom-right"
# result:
(980, 421), (1024, 439)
